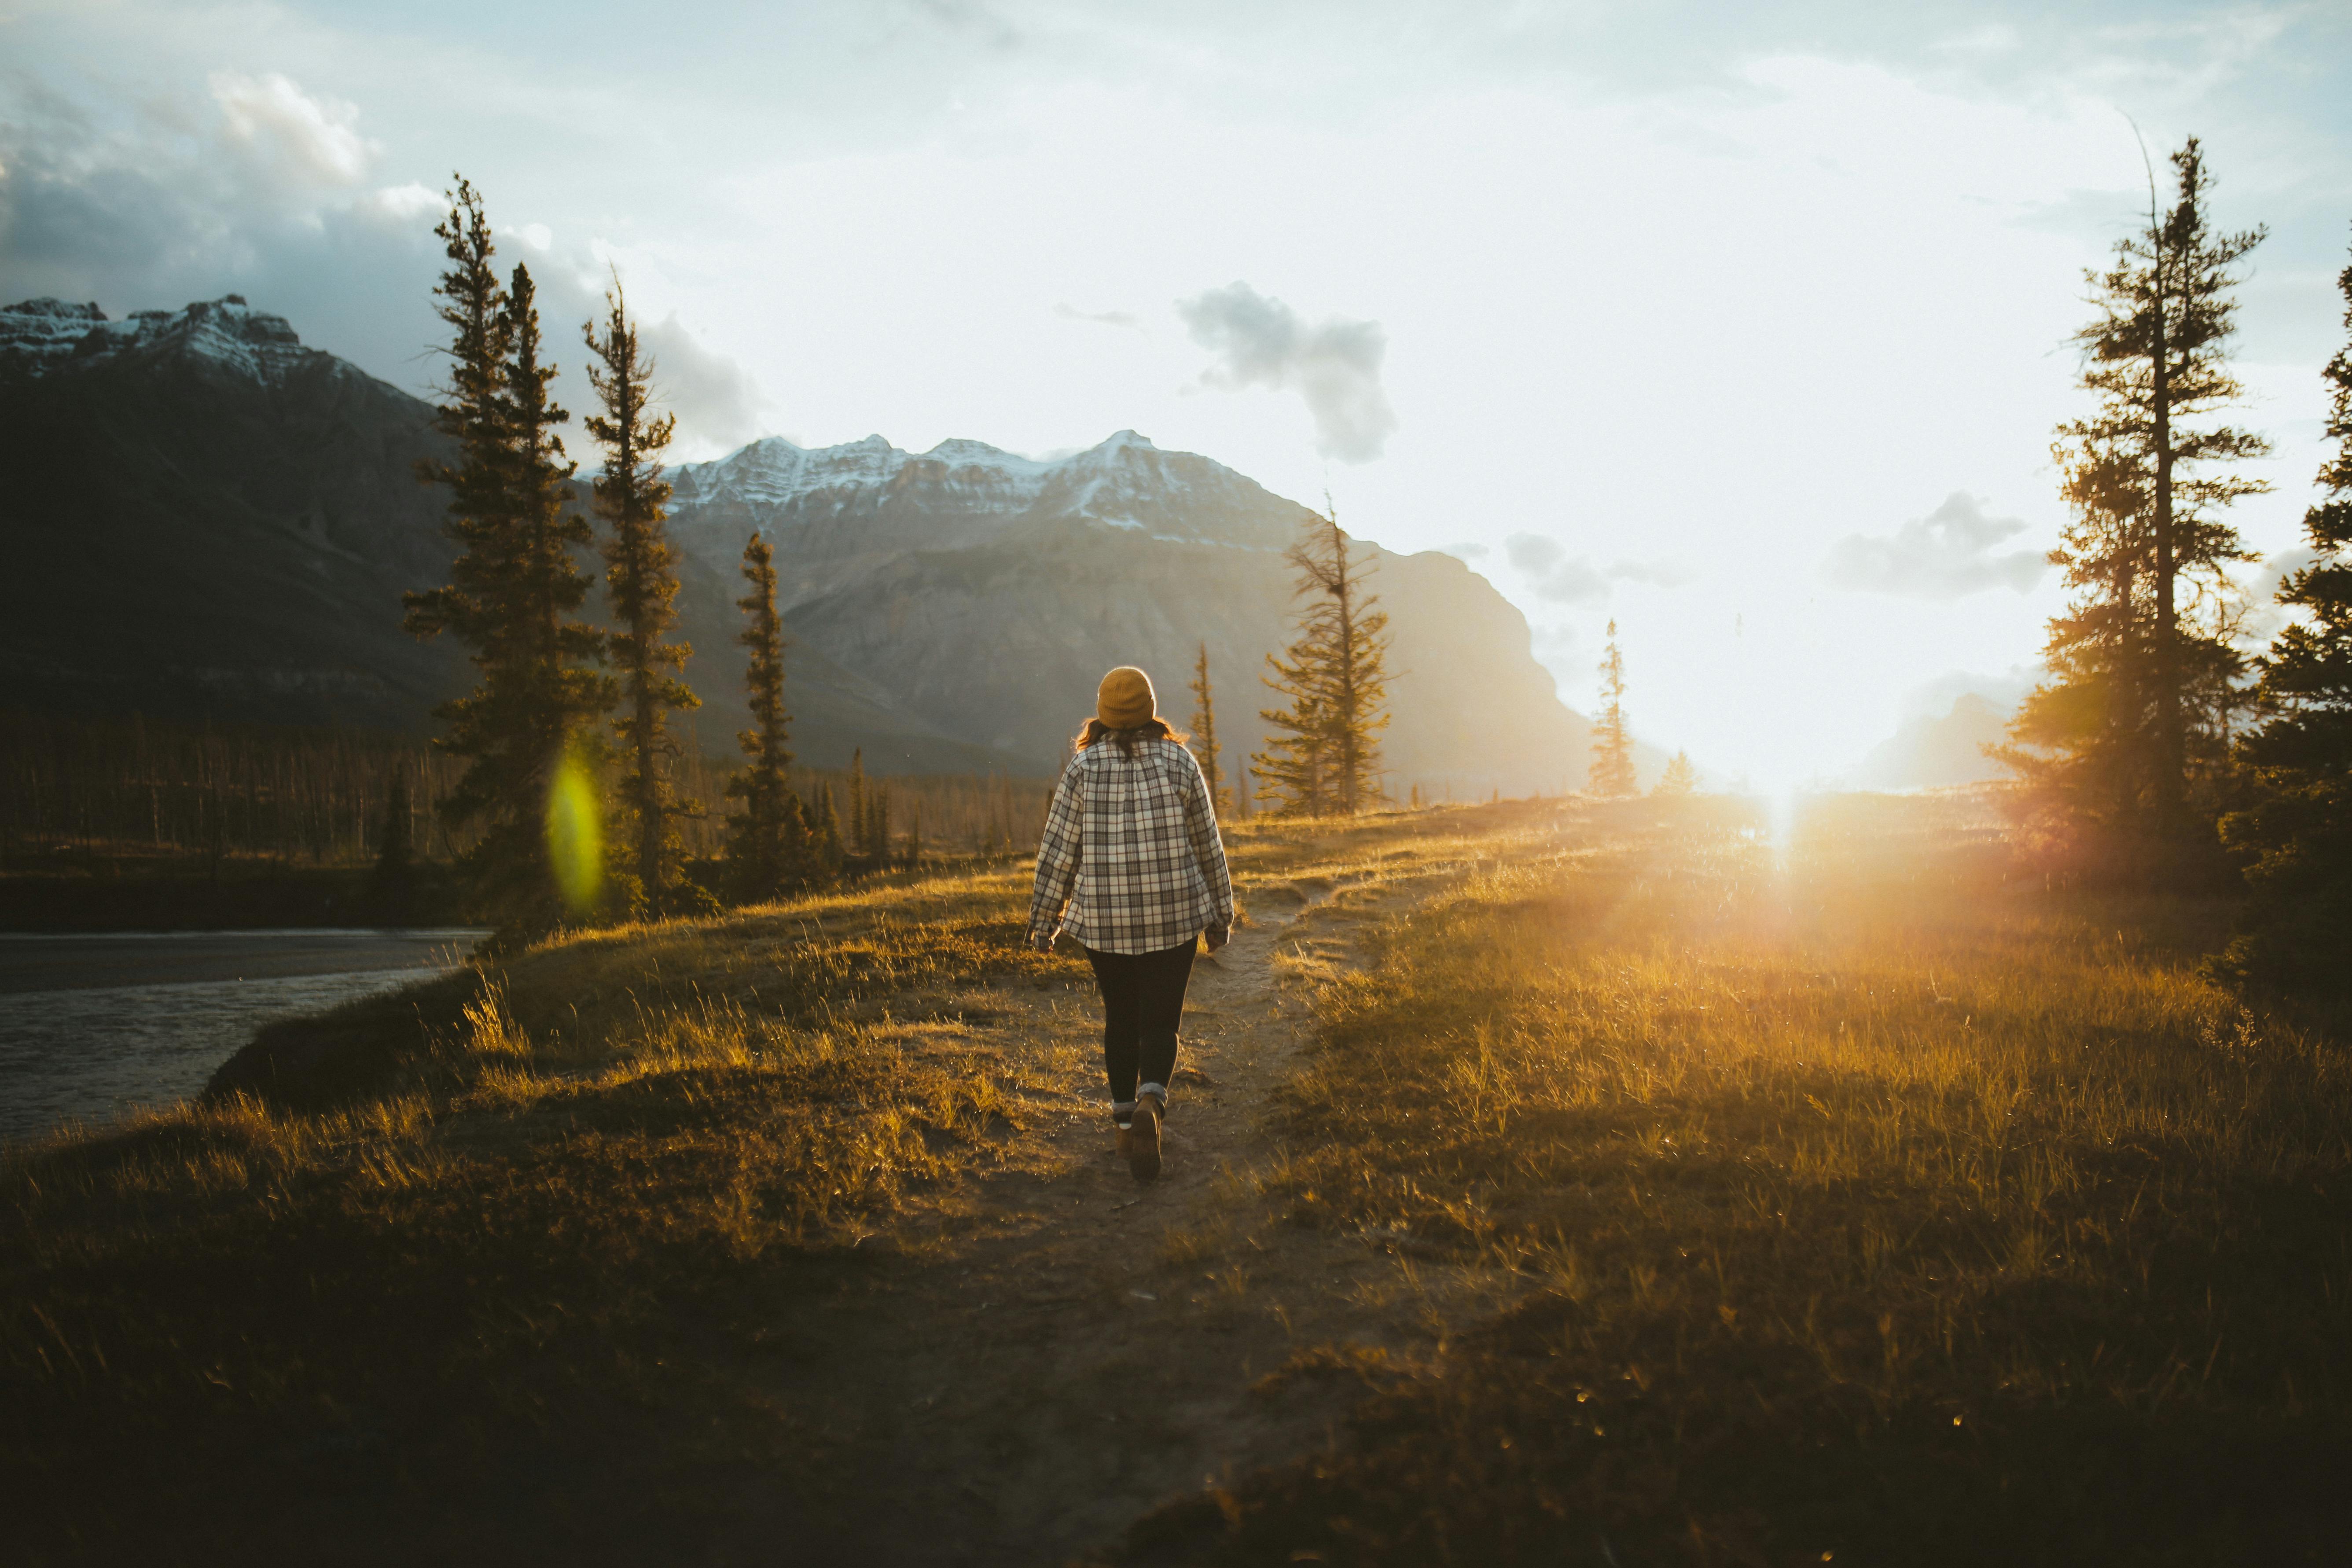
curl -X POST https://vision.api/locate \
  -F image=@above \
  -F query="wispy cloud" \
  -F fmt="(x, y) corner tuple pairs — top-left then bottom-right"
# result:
(1821, 492), (2046, 600)
(1606, 558), (1702, 589)
(1504, 533), (1699, 602)
(1055, 302), (1142, 330)
(1176, 280), (1396, 463)
(1505, 532), (1608, 603)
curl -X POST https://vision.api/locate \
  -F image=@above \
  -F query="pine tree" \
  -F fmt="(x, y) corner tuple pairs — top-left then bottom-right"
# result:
(812, 783), (845, 872)
(1999, 138), (2268, 858)
(906, 801), (923, 870)
(585, 277), (699, 908)
(404, 183), (614, 946)
(1654, 751), (1697, 797)
(1588, 619), (1637, 797)
(1253, 639), (1329, 816)
(1253, 507), (1392, 815)
(2216, 233), (2352, 987)
(1187, 641), (1229, 814)
(723, 532), (811, 900)
(370, 768), (416, 915)
(871, 781), (892, 863)
(847, 749), (868, 858)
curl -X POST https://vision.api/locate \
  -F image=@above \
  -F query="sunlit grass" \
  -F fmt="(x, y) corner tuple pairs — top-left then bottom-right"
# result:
(1143, 795), (2352, 1565)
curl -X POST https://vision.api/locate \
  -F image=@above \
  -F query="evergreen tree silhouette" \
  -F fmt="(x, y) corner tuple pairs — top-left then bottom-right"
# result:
(1999, 138), (2268, 860)
(1188, 641), (1230, 814)
(370, 769), (417, 917)
(847, 749), (869, 859)
(812, 783), (845, 872)
(1653, 751), (1697, 798)
(2218, 231), (2352, 987)
(404, 181), (614, 946)
(1588, 620), (1637, 797)
(585, 276), (698, 909)
(1254, 506), (1390, 815)
(723, 532), (812, 900)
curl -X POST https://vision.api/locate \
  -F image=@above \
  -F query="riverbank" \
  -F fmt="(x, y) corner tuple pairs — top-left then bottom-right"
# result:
(0, 928), (484, 1143)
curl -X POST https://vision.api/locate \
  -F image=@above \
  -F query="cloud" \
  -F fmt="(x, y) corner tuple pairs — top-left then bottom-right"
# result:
(1529, 620), (1583, 662)
(1176, 280), (1397, 463)
(1608, 558), (1701, 589)
(2264, 545), (2323, 596)
(209, 72), (375, 189)
(353, 182), (443, 225)
(1441, 540), (1490, 561)
(1505, 532), (1609, 603)
(1821, 492), (2046, 599)
(2234, 545), (2327, 647)
(511, 261), (772, 462)
(1056, 302), (1142, 330)
(0, 71), (443, 378)
(0, 73), (766, 459)
(1504, 532), (1698, 601)
(639, 311), (771, 456)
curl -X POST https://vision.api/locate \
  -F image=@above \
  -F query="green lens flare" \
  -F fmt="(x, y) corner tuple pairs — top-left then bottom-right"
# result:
(546, 753), (603, 914)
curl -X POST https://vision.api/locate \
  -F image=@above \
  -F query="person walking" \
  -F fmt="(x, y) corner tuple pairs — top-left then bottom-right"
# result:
(1028, 665), (1235, 1182)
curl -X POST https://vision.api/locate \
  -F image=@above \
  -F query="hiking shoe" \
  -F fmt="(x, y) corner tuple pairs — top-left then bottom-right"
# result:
(1126, 1093), (1163, 1182)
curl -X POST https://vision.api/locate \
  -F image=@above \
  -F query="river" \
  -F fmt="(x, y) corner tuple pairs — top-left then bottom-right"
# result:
(0, 929), (485, 1146)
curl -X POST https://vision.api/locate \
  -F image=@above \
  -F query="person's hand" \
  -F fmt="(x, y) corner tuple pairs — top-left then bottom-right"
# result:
(1205, 922), (1231, 953)
(1030, 930), (1055, 954)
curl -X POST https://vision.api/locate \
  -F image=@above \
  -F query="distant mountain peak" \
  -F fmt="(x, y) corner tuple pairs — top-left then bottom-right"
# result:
(666, 426), (1297, 553)
(1, 294), (316, 386)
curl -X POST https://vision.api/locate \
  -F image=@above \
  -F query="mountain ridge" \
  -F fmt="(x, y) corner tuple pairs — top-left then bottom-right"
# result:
(3, 294), (1595, 792)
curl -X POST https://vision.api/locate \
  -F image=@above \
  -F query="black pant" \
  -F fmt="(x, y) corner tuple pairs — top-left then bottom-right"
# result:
(1083, 937), (1198, 1103)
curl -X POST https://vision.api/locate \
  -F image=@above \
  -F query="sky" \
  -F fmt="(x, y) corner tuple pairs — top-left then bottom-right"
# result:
(6, 0), (2351, 788)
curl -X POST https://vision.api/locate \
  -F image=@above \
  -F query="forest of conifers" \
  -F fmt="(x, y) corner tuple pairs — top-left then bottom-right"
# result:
(0, 709), (1050, 874)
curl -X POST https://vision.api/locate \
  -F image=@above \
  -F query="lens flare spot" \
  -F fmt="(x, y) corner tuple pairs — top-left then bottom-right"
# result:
(546, 753), (603, 914)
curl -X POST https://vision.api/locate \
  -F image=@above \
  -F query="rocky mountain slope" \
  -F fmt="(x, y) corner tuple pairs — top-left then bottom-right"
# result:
(3, 295), (1592, 791)
(3, 296), (470, 731)
(660, 431), (1594, 792)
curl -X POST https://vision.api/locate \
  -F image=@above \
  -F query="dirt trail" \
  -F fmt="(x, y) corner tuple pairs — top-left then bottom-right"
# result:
(726, 869), (1481, 1564)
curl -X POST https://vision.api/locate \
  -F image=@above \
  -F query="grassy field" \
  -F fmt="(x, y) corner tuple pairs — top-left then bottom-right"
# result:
(1, 856), (1095, 1561)
(1132, 794), (2352, 1566)
(4, 794), (2347, 1564)
(0, 809), (1511, 1562)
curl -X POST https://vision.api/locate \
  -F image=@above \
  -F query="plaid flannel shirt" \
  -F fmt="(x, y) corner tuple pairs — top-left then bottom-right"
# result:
(1027, 736), (1235, 955)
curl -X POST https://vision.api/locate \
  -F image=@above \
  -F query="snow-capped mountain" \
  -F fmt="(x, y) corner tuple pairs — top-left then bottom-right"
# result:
(2, 296), (319, 386)
(2, 295), (474, 734)
(3, 294), (1593, 791)
(660, 429), (1308, 613)
(670, 429), (1291, 546)
(658, 430), (1589, 787)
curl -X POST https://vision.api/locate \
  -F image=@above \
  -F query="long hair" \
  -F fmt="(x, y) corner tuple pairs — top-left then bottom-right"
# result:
(1075, 715), (1189, 757)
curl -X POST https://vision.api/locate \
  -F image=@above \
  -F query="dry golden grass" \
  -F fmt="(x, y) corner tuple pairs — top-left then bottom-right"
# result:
(0, 802), (1533, 1564)
(0, 855), (1113, 1562)
(1136, 794), (2352, 1566)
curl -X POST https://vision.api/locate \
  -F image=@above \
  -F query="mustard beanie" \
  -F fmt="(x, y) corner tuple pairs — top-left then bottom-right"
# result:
(1096, 666), (1157, 730)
